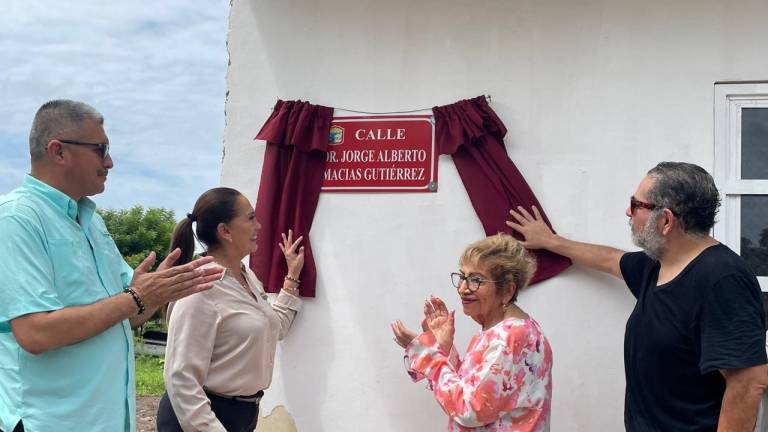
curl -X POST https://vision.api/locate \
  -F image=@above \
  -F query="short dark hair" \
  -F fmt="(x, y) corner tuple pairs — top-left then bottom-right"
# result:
(646, 162), (721, 235)
(169, 187), (243, 265)
(29, 100), (103, 160)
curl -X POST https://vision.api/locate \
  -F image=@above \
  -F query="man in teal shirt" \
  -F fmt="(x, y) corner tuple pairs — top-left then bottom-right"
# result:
(0, 100), (223, 431)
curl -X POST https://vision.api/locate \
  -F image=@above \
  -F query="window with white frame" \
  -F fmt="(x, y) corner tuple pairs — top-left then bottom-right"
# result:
(714, 82), (768, 292)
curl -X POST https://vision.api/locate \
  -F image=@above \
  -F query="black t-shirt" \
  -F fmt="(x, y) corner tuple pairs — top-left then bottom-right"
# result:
(620, 244), (767, 432)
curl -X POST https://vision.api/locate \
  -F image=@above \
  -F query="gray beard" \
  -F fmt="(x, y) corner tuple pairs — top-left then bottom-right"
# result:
(630, 216), (665, 261)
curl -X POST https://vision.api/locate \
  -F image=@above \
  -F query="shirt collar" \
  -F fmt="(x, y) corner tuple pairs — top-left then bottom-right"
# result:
(24, 174), (96, 225)
(208, 261), (248, 274)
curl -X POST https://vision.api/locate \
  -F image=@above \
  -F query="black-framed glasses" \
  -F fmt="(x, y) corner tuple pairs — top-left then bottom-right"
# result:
(630, 196), (657, 214)
(57, 139), (110, 160)
(450, 272), (501, 293)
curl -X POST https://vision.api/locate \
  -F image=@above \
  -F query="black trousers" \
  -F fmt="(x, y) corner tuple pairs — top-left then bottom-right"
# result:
(156, 391), (260, 432)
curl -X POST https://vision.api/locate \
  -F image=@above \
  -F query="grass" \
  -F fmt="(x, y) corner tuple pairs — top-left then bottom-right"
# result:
(135, 353), (165, 396)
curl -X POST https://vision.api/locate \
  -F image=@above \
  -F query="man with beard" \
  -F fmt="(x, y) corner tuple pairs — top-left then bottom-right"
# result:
(506, 162), (767, 431)
(0, 100), (223, 432)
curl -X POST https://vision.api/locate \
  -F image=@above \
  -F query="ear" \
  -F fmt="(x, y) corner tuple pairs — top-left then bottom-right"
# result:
(660, 208), (676, 235)
(46, 139), (65, 163)
(502, 281), (517, 305)
(216, 222), (232, 242)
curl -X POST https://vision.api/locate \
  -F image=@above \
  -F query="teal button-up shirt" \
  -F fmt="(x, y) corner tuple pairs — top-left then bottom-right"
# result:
(0, 175), (135, 432)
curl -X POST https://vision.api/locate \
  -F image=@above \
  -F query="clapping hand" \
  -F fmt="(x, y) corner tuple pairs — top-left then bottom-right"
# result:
(279, 229), (304, 278)
(424, 296), (455, 354)
(129, 249), (224, 312)
(390, 317), (429, 349)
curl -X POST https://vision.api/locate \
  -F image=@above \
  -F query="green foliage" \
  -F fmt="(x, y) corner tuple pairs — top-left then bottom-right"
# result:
(135, 353), (166, 396)
(142, 318), (168, 334)
(98, 205), (177, 269)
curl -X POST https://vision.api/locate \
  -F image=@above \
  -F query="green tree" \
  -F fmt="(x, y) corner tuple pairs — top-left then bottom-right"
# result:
(98, 206), (177, 269)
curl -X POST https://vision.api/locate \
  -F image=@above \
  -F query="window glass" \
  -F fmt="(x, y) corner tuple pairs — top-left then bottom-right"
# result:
(741, 107), (768, 179)
(740, 195), (768, 276)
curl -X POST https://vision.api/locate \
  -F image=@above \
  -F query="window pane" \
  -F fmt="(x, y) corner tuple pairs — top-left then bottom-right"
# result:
(741, 107), (768, 179)
(741, 195), (768, 276)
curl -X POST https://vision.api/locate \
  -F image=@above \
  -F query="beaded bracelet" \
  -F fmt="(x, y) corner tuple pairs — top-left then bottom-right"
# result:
(284, 275), (301, 285)
(123, 287), (146, 315)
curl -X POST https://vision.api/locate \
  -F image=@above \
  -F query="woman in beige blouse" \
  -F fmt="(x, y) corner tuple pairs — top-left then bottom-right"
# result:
(156, 187), (304, 432)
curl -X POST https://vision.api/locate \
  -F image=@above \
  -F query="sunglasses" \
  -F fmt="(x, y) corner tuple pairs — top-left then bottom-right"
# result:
(630, 196), (657, 214)
(57, 139), (110, 160)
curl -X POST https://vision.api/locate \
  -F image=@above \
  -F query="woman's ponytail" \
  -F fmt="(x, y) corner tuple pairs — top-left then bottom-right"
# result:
(168, 216), (196, 266)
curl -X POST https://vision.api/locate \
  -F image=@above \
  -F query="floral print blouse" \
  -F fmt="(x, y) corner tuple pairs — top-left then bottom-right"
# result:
(405, 317), (553, 432)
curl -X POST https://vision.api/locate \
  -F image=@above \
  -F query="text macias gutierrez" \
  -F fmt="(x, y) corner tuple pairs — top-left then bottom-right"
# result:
(324, 167), (426, 182)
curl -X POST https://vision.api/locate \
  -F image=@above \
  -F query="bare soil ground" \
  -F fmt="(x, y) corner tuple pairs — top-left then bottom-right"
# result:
(137, 396), (161, 432)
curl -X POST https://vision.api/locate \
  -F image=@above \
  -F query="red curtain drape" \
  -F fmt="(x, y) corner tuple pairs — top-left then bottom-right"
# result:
(250, 100), (333, 297)
(252, 96), (569, 296)
(433, 96), (571, 284)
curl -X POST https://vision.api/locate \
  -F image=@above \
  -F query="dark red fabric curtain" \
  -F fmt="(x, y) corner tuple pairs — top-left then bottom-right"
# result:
(433, 96), (571, 284)
(252, 96), (569, 296)
(250, 100), (333, 297)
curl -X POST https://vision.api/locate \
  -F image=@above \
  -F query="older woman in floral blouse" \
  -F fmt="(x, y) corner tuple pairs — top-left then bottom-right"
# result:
(391, 233), (553, 432)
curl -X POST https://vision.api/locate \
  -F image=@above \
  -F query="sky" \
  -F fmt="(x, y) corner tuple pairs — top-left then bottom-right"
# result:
(0, 1), (230, 218)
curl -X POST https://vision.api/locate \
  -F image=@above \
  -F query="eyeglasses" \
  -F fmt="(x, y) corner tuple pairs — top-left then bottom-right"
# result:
(57, 139), (110, 160)
(629, 196), (657, 214)
(450, 272), (501, 293)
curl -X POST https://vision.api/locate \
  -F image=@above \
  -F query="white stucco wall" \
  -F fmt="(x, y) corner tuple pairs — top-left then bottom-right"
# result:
(221, 1), (768, 430)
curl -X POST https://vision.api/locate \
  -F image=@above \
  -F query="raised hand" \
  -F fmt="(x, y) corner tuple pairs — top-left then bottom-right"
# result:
(279, 229), (305, 278)
(423, 296), (455, 354)
(390, 320), (418, 348)
(506, 205), (557, 249)
(129, 250), (223, 312)
(156, 248), (182, 272)
(390, 314), (432, 349)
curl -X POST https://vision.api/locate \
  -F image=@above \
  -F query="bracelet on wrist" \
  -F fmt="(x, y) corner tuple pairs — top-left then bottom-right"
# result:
(123, 287), (146, 315)
(284, 275), (300, 285)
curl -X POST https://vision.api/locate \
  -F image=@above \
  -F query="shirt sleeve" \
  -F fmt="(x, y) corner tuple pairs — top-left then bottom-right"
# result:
(699, 274), (767, 373)
(92, 212), (133, 290)
(405, 330), (526, 427)
(404, 343), (461, 383)
(164, 292), (226, 432)
(271, 291), (301, 340)
(247, 270), (301, 340)
(620, 251), (654, 299)
(0, 212), (63, 322)
(120, 259), (133, 289)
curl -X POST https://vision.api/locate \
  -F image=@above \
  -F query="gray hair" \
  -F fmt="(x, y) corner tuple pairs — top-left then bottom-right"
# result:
(29, 100), (103, 160)
(646, 162), (721, 235)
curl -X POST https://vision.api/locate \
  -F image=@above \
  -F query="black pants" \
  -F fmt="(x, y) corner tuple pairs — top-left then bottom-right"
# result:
(156, 391), (260, 432)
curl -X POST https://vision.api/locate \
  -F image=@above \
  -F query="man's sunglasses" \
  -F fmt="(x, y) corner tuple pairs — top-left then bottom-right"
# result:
(57, 139), (110, 160)
(629, 196), (657, 214)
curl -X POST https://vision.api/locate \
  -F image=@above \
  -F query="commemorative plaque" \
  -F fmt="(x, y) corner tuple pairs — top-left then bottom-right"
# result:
(321, 115), (438, 192)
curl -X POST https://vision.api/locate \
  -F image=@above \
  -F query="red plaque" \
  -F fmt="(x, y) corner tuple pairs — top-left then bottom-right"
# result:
(322, 115), (438, 192)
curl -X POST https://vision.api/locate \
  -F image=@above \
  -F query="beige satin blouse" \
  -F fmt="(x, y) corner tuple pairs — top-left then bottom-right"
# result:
(163, 262), (302, 431)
